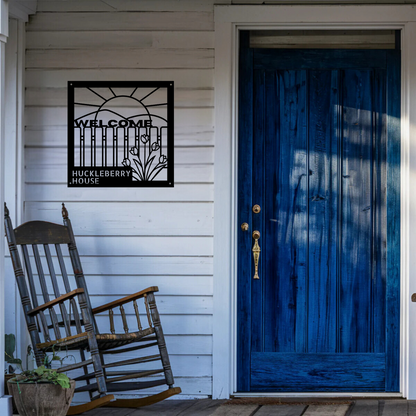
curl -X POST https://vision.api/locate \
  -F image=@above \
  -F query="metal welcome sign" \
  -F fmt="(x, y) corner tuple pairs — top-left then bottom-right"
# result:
(68, 81), (174, 187)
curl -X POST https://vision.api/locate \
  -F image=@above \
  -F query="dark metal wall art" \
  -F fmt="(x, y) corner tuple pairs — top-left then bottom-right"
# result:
(68, 81), (174, 187)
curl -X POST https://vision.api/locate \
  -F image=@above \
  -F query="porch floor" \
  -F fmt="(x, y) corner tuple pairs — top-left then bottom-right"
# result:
(53, 398), (416, 415)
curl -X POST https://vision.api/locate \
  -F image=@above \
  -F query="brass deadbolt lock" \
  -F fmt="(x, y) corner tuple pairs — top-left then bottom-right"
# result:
(252, 204), (261, 214)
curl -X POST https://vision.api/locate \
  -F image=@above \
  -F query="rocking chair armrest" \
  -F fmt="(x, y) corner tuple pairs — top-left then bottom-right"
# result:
(27, 288), (85, 316)
(92, 286), (159, 314)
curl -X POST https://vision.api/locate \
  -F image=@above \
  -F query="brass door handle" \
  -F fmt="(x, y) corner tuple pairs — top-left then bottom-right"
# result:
(252, 231), (261, 280)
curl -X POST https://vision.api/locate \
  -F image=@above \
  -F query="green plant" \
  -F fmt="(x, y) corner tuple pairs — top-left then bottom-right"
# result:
(43, 344), (75, 369)
(10, 366), (71, 390)
(5, 334), (22, 372)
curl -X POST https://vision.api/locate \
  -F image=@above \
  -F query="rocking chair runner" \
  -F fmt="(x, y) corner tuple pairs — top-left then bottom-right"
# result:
(4, 203), (181, 414)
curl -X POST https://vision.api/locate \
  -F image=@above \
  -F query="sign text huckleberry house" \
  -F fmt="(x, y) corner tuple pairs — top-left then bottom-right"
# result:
(67, 81), (174, 187)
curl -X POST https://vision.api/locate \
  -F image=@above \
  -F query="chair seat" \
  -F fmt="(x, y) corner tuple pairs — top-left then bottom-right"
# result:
(37, 327), (155, 351)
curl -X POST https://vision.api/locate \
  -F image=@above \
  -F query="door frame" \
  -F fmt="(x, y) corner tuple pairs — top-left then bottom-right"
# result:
(213, 4), (416, 400)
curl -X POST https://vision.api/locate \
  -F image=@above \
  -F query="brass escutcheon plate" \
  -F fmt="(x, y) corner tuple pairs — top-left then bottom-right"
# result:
(252, 204), (261, 214)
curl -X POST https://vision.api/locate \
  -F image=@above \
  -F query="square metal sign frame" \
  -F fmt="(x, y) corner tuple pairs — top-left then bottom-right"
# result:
(68, 81), (174, 187)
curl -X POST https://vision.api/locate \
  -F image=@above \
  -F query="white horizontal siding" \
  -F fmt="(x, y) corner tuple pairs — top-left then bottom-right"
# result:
(27, 12), (214, 31)
(21, 0), (217, 398)
(36, 0), (229, 12)
(25, 184), (214, 202)
(26, 48), (214, 69)
(26, 87), (214, 107)
(26, 31), (215, 49)
(25, 69), (215, 88)
(25, 202), (213, 235)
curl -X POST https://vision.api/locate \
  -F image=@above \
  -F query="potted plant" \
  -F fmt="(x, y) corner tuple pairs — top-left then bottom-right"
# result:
(7, 366), (75, 416)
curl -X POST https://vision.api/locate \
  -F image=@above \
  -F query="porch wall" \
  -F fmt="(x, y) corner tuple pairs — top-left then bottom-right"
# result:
(10, 0), (226, 398)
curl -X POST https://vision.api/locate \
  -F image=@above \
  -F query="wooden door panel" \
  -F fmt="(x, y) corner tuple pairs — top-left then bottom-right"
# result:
(251, 353), (385, 391)
(340, 69), (374, 354)
(307, 70), (339, 354)
(262, 69), (308, 354)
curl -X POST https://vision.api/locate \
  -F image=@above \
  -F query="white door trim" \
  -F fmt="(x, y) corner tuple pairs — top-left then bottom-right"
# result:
(213, 4), (416, 399)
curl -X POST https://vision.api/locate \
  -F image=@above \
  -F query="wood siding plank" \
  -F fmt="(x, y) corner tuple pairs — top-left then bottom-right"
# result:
(25, 107), (213, 128)
(5, 255), (213, 280)
(92, 296), (212, 317)
(26, 49), (214, 69)
(63, 236), (213, 256)
(25, 184), (214, 202)
(25, 202), (213, 236)
(114, 376), (211, 397)
(36, 0), (228, 12)
(22, 273), (213, 297)
(27, 12), (214, 31)
(26, 31), (214, 50)
(25, 69), (215, 89)
(92, 314), (212, 336)
(26, 87), (214, 108)
(81, 276), (212, 297)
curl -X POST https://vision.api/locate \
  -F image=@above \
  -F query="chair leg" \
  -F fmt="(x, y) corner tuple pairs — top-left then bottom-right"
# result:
(106, 387), (182, 408)
(147, 292), (175, 387)
(79, 295), (108, 395)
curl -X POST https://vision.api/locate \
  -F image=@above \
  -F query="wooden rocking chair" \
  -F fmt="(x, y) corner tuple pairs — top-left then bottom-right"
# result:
(4, 203), (181, 414)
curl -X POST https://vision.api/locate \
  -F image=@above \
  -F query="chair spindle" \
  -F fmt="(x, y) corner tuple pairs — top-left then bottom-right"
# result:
(32, 244), (62, 340)
(44, 244), (72, 337)
(133, 300), (142, 331)
(109, 309), (115, 334)
(55, 244), (83, 334)
(120, 305), (129, 334)
(21, 245), (51, 341)
(143, 294), (153, 328)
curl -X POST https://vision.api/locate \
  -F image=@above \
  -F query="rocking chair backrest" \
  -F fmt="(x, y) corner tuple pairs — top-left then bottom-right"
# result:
(4, 203), (94, 364)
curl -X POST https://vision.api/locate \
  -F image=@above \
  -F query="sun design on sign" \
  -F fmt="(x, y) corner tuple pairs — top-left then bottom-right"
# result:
(73, 86), (169, 182)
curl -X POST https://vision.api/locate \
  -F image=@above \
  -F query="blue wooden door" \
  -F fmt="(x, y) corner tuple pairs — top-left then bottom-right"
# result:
(237, 32), (400, 392)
